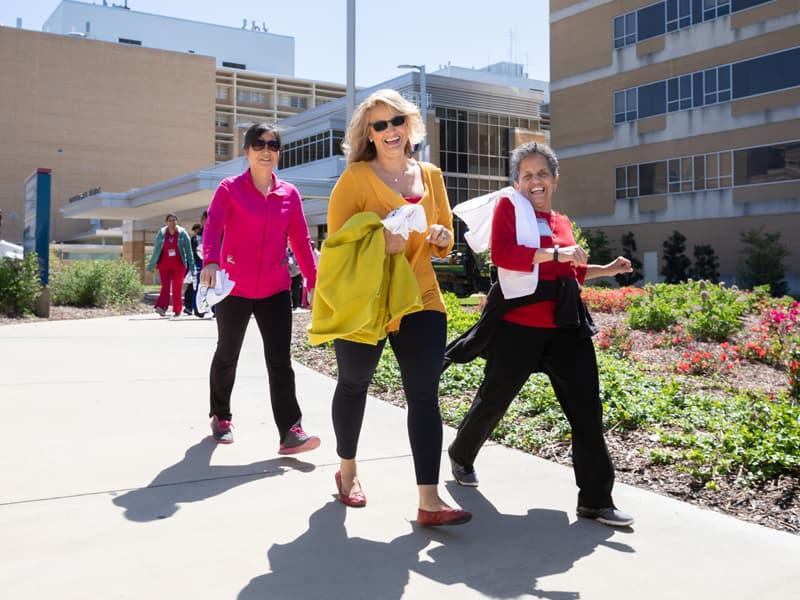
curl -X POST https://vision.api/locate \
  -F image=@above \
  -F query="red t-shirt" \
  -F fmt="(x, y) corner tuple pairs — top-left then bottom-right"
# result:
(490, 196), (586, 328)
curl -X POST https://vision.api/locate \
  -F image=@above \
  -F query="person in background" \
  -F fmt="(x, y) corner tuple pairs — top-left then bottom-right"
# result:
(446, 141), (635, 527)
(287, 246), (303, 310)
(199, 122), (320, 453)
(301, 240), (320, 309)
(323, 88), (471, 527)
(183, 223), (202, 316)
(147, 213), (194, 317)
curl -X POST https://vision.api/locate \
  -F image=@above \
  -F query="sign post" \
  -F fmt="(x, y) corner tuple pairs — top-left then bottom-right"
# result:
(23, 168), (52, 317)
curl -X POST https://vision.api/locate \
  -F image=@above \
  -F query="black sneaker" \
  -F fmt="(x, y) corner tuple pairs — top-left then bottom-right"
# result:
(278, 422), (320, 455)
(577, 506), (634, 527)
(451, 458), (479, 487)
(210, 415), (234, 444)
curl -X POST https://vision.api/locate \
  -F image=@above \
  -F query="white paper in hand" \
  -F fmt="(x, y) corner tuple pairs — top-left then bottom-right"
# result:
(381, 204), (427, 239)
(196, 269), (235, 313)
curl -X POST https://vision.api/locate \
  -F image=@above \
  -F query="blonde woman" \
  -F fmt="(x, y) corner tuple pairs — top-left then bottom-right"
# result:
(324, 89), (471, 526)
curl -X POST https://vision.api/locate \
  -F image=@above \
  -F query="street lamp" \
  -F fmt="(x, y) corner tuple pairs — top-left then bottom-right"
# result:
(397, 64), (427, 159)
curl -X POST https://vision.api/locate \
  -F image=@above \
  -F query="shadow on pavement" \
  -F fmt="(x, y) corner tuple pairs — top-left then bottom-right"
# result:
(239, 484), (634, 599)
(111, 439), (314, 522)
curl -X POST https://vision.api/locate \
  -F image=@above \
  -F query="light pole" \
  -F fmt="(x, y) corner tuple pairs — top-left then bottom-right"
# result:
(397, 64), (427, 159)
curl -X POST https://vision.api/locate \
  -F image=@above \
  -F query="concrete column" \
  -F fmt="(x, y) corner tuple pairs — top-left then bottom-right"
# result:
(121, 219), (148, 284)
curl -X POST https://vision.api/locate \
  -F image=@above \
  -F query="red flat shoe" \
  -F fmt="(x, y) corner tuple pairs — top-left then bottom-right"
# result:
(417, 507), (472, 526)
(335, 471), (367, 507)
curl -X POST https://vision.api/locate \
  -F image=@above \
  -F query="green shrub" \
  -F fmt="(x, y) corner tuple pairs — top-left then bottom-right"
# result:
(50, 259), (143, 308)
(0, 253), (43, 317)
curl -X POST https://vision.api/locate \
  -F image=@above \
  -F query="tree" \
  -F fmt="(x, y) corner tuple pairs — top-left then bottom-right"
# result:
(688, 244), (720, 283)
(660, 230), (691, 284)
(737, 227), (790, 297)
(615, 231), (644, 286)
(583, 228), (614, 266)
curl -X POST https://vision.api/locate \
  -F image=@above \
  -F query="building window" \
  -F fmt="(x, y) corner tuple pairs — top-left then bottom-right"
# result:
(616, 165), (639, 199)
(215, 142), (230, 158)
(278, 130), (345, 169)
(613, 11), (637, 48)
(667, 74), (692, 112)
(665, 0), (692, 31)
(614, 88), (638, 123)
(733, 141), (800, 186)
(215, 113), (231, 128)
(703, 0), (731, 20)
(216, 85), (229, 101)
(732, 47), (800, 99)
(614, 0), (773, 50)
(237, 89), (267, 104)
(613, 47), (797, 126)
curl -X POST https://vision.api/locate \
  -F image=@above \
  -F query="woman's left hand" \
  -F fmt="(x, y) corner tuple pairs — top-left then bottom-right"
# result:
(427, 224), (452, 248)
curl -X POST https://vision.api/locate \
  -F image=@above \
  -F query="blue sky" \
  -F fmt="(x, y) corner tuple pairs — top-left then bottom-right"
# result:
(1, 0), (550, 87)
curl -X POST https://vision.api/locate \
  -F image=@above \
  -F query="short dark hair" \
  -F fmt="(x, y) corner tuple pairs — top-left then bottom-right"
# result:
(165, 213), (178, 222)
(510, 142), (559, 183)
(243, 122), (281, 149)
(191, 223), (202, 232)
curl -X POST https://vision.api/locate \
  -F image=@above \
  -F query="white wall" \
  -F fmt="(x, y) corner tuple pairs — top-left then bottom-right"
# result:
(43, 0), (294, 76)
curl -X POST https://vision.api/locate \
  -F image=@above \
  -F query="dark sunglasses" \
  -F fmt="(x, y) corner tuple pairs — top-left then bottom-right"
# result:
(251, 139), (281, 152)
(369, 115), (406, 132)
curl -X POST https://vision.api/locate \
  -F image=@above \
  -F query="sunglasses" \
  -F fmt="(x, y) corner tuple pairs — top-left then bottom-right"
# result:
(369, 115), (406, 132)
(251, 139), (281, 152)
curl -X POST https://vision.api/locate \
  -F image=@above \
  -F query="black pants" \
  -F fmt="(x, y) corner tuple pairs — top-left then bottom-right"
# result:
(448, 320), (615, 508)
(290, 274), (303, 309)
(332, 310), (446, 485)
(209, 291), (300, 440)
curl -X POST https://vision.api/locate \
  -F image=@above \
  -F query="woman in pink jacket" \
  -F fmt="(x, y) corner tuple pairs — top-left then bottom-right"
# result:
(200, 123), (320, 452)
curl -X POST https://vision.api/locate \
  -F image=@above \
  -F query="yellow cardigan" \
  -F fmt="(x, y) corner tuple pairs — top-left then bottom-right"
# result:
(326, 160), (454, 314)
(307, 212), (423, 345)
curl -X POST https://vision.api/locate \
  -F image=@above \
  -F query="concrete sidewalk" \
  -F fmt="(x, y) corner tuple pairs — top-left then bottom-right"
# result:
(2, 314), (798, 599)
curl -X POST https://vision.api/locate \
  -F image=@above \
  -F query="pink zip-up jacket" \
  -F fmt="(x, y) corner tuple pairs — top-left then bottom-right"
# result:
(203, 170), (317, 299)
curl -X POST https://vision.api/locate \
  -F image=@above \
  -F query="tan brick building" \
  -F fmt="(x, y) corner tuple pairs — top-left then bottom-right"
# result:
(549, 0), (800, 291)
(0, 26), (215, 244)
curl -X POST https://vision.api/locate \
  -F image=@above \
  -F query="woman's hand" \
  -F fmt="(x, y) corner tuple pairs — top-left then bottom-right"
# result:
(605, 256), (633, 276)
(556, 244), (589, 266)
(384, 229), (406, 254)
(306, 288), (314, 307)
(426, 224), (452, 248)
(200, 263), (219, 288)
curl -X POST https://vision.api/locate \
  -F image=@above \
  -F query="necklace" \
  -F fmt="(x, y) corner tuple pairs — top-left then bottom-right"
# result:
(375, 161), (407, 184)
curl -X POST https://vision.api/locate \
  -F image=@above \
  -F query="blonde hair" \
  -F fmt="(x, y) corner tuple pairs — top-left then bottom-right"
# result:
(342, 89), (425, 164)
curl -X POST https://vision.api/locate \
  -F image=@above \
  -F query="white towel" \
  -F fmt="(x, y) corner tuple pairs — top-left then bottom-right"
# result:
(452, 186), (514, 253)
(497, 190), (540, 299)
(381, 204), (428, 239)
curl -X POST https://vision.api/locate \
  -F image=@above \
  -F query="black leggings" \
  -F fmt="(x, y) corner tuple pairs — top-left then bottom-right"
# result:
(332, 310), (446, 485)
(209, 291), (301, 440)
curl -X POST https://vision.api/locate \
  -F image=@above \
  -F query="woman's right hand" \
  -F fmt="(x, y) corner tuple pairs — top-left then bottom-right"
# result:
(557, 244), (589, 266)
(200, 263), (219, 288)
(384, 228), (406, 254)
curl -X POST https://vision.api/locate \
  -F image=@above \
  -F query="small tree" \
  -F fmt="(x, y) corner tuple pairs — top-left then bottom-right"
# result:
(688, 244), (720, 283)
(615, 231), (644, 287)
(660, 230), (691, 284)
(583, 228), (614, 265)
(737, 227), (790, 297)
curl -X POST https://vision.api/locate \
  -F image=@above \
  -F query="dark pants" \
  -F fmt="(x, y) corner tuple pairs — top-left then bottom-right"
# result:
(209, 291), (300, 441)
(290, 274), (303, 309)
(448, 320), (615, 508)
(332, 310), (446, 485)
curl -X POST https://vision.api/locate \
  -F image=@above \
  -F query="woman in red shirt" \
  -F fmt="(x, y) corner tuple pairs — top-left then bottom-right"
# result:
(147, 213), (194, 317)
(447, 142), (636, 527)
